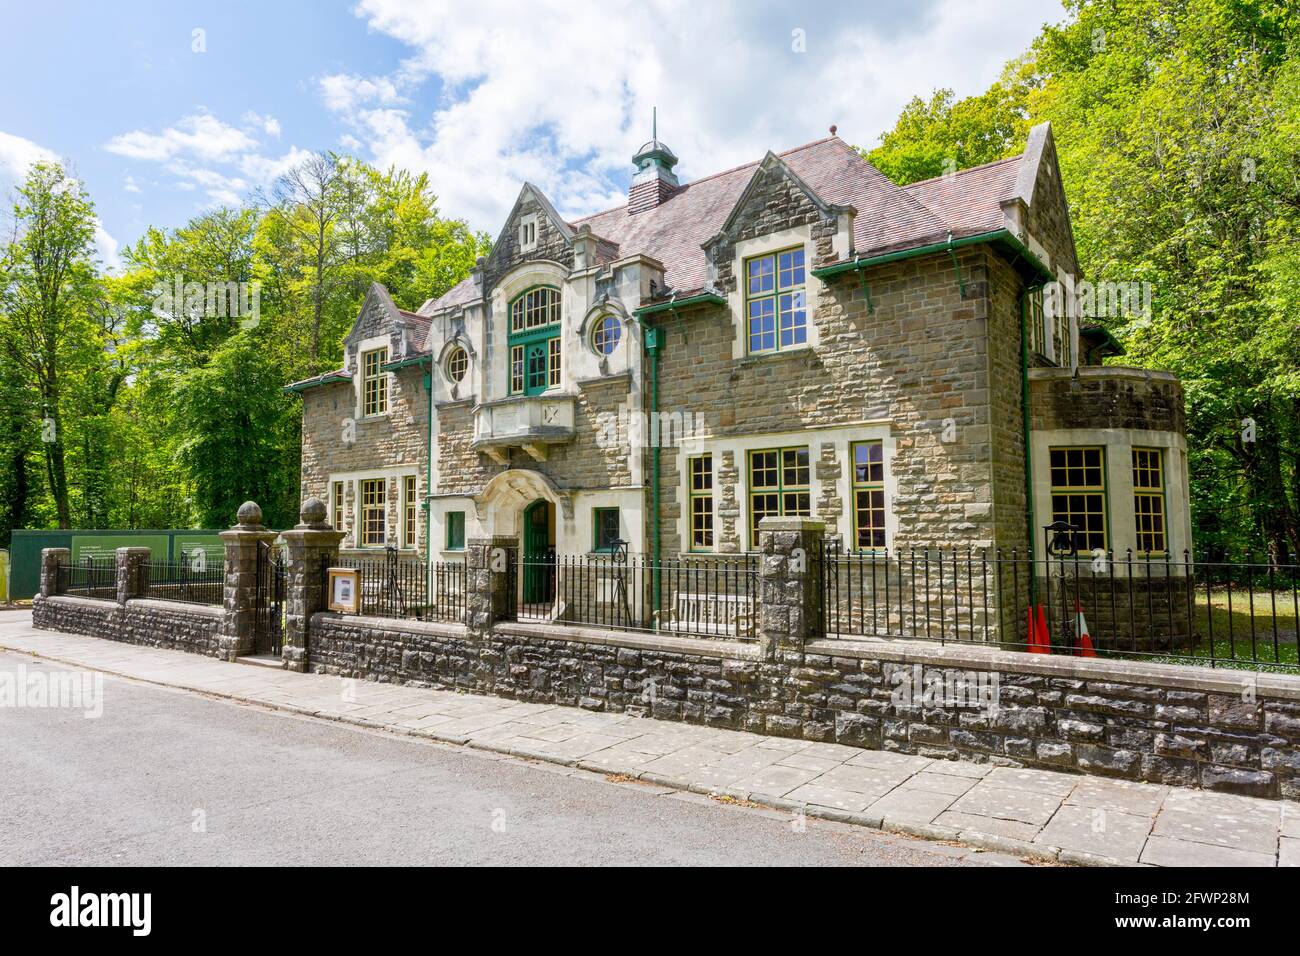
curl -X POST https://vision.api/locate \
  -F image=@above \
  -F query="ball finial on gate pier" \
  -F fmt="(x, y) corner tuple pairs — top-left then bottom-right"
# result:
(298, 497), (328, 529)
(235, 500), (264, 529)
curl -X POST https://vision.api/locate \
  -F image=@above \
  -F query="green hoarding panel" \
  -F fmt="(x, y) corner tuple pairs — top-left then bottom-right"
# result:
(7, 529), (224, 600)
(173, 534), (224, 565)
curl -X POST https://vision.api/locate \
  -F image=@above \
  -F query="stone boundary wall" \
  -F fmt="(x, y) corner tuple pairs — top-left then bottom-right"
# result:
(32, 595), (224, 658)
(307, 611), (1300, 801)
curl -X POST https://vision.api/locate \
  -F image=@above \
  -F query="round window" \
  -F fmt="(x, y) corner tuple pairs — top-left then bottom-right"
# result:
(445, 346), (469, 383)
(591, 315), (621, 355)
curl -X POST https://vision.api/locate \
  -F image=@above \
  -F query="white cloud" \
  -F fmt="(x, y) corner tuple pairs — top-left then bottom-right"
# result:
(95, 224), (122, 272)
(327, 0), (1064, 230)
(105, 113), (259, 163)
(237, 146), (313, 183)
(123, 174), (141, 194)
(105, 111), (309, 207)
(243, 112), (282, 137)
(319, 73), (403, 113)
(0, 130), (60, 181)
(0, 130), (122, 272)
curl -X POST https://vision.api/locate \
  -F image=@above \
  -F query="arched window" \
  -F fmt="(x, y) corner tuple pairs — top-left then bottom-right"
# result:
(591, 315), (621, 355)
(508, 286), (562, 394)
(510, 286), (561, 333)
(445, 345), (469, 384)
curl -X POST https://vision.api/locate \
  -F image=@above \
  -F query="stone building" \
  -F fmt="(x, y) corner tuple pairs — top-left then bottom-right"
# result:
(287, 122), (1190, 636)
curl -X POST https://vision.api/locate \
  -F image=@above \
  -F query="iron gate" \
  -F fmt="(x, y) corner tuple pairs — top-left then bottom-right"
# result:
(253, 540), (285, 656)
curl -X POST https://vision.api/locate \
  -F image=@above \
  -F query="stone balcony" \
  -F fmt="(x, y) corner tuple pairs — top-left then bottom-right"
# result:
(471, 394), (577, 463)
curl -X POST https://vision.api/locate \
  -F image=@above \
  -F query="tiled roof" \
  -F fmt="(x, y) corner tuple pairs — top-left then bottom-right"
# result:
(398, 309), (432, 351)
(902, 156), (1021, 238)
(421, 136), (1024, 310)
(418, 278), (476, 315)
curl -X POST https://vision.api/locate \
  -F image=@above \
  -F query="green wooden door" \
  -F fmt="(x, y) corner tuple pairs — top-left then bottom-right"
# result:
(522, 499), (552, 603)
(524, 341), (549, 395)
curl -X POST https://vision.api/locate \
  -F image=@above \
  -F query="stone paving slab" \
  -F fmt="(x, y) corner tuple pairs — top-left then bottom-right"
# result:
(0, 610), (1291, 868)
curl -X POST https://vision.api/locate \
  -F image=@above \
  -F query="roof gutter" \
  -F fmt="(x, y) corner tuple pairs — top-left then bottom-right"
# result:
(282, 373), (350, 395)
(381, 354), (433, 373)
(632, 291), (726, 318)
(811, 229), (1054, 285)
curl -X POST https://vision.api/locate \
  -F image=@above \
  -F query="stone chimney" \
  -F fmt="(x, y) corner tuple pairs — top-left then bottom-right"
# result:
(628, 109), (679, 214)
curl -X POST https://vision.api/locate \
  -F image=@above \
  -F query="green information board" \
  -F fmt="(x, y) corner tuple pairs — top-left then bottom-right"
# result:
(71, 534), (170, 563)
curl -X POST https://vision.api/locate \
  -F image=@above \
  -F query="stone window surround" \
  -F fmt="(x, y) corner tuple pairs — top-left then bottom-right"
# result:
(489, 262), (570, 403)
(674, 421), (896, 554)
(1031, 428), (1191, 567)
(725, 225), (823, 360)
(329, 467), (421, 551)
(518, 212), (538, 252)
(354, 334), (393, 419)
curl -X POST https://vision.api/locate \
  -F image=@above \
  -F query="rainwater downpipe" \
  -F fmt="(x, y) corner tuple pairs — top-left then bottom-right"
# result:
(1018, 281), (1045, 612)
(639, 309), (665, 630)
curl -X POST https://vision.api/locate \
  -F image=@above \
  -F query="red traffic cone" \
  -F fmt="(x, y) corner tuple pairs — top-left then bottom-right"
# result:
(1032, 604), (1052, 653)
(1073, 600), (1097, 657)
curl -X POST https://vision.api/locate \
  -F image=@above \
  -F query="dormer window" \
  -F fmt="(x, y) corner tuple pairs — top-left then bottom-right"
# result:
(745, 247), (806, 354)
(518, 214), (538, 252)
(508, 286), (562, 395)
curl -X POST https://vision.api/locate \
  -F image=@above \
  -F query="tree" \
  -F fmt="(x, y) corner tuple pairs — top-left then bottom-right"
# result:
(0, 162), (102, 529)
(864, 57), (1036, 185)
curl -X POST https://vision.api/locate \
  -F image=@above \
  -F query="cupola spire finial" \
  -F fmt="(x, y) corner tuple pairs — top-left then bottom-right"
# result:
(629, 108), (680, 213)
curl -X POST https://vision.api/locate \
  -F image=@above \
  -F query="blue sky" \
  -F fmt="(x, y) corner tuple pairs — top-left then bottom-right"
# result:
(0, 0), (1066, 271)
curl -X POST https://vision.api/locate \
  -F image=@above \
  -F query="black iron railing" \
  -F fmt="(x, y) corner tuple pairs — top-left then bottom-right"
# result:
(817, 545), (1300, 672)
(55, 557), (116, 600)
(142, 553), (225, 606)
(505, 549), (759, 641)
(334, 549), (466, 622)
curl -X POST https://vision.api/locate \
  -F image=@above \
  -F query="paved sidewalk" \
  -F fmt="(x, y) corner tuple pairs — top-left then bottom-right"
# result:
(3, 609), (1296, 867)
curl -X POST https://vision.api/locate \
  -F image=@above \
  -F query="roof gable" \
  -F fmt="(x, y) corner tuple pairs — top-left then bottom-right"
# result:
(703, 151), (851, 250)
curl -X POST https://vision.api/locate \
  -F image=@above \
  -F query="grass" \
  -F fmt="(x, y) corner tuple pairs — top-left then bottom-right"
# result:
(1120, 588), (1300, 673)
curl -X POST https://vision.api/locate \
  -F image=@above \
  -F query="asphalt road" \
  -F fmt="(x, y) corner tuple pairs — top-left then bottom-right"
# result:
(0, 651), (1020, 866)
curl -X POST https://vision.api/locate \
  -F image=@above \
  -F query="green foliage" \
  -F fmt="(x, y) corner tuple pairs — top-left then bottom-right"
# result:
(0, 152), (485, 536)
(864, 57), (1036, 184)
(866, 0), (1300, 560)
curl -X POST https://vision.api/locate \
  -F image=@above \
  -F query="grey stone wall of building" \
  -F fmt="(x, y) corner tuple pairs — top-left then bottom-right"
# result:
(32, 595), (224, 657)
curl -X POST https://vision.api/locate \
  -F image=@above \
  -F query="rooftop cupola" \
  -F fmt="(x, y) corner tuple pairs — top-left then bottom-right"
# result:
(629, 108), (679, 214)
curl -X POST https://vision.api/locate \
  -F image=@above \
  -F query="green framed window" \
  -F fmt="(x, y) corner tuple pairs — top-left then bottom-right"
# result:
(332, 481), (344, 532)
(689, 454), (713, 550)
(593, 507), (621, 552)
(445, 346), (468, 383)
(745, 246), (806, 354)
(508, 286), (561, 395)
(1049, 447), (1107, 552)
(851, 440), (886, 550)
(362, 347), (389, 415)
(1132, 448), (1167, 555)
(403, 475), (418, 549)
(446, 511), (465, 551)
(748, 446), (810, 548)
(360, 478), (386, 547)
